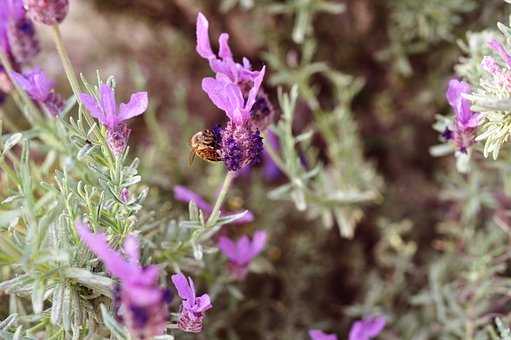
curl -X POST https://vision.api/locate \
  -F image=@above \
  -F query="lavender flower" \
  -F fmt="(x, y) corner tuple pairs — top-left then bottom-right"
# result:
(2, 0), (39, 64)
(171, 272), (212, 333)
(309, 330), (338, 340)
(173, 185), (254, 224)
(24, 0), (69, 25)
(76, 222), (171, 339)
(11, 67), (64, 116)
(348, 315), (386, 340)
(218, 230), (267, 280)
(446, 79), (478, 152)
(79, 84), (148, 154)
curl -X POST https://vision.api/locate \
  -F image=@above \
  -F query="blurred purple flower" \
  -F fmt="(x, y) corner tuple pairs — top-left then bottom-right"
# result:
(218, 230), (267, 280)
(309, 329), (338, 340)
(263, 130), (282, 181)
(76, 221), (171, 339)
(24, 0), (69, 25)
(80, 84), (148, 154)
(196, 12), (261, 85)
(446, 79), (478, 153)
(171, 272), (212, 333)
(11, 67), (64, 116)
(348, 315), (386, 340)
(173, 185), (254, 224)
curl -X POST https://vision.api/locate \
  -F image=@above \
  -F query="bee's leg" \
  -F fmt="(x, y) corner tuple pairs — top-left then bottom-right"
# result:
(189, 150), (196, 166)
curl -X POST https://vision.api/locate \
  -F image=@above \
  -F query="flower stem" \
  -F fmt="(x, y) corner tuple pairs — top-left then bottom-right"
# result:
(206, 171), (236, 226)
(50, 25), (81, 102)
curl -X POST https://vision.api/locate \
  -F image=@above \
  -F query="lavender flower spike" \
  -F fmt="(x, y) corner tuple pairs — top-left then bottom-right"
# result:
(173, 185), (254, 224)
(80, 84), (148, 154)
(309, 329), (338, 340)
(218, 230), (267, 280)
(11, 67), (63, 116)
(171, 272), (212, 333)
(76, 221), (171, 339)
(348, 315), (386, 340)
(24, 0), (69, 25)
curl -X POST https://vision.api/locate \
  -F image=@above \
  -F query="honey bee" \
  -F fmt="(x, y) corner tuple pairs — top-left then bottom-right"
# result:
(189, 129), (223, 165)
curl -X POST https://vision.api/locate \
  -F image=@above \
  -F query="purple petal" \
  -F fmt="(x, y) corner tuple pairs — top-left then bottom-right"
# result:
(174, 185), (212, 213)
(309, 330), (338, 340)
(244, 66), (266, 115)
(489, 38), (511, 67)
(76, 221), (136, 281)
(99, 84), (117, 127)
(118, 91), (148, 122)
(11, 71), (32, 93)
(196, 12), (215, 59)
(446, 78), (469, 110)
(126, 284), (163, 306)
(79, 93), (105, 124)
(202, 77), (244, 123)
(218, 236), (238, 261)
(194, 293), (212, 313)
(250, 230), (267, 258)
(348, 315), (386, 340)
(171, 273), (195, 301)
(135, 265), (160, 286)
(31, 71), (54, 101)
(123, 235), (140, 266)
(236, 235), (252, 264)
(218, 33), (232, 60)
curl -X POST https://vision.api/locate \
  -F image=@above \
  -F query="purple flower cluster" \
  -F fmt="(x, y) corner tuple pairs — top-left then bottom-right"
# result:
(444, 79), (479, 153)
(11, 67), (64, 116)
(0, 0), (39, 65)
(24, 0), (69, 25)
(171, 273), (212, 333)
(218, 230), (267, 280)
(80, 84), (148, 154)
(173, 185), (254, 224)
(197, 12), (274, 172)
(309, 315), (386, 340)
(76, 222), (172, 339)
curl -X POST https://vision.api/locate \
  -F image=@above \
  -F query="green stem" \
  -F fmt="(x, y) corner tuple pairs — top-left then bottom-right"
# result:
(206, 171), (236, 226)
(50, 25), (81, 102)
(0, 52), (41, 124)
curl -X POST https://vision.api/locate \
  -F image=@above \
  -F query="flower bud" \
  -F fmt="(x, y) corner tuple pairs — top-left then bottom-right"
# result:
(24, 0), (69, 25)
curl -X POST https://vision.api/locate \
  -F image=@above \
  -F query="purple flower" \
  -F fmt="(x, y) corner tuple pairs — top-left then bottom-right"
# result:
(446, 79), (478, 153)
(218, 230), (267, 280)
(2, 0), (39, 64)
(309, 330), (338, 340)
(348, 315), (386, 340)
(171, 272), (212, 333)
(173, 185), (254, 224)
(76, 221), (171, 339)
(80, 84), (148, 154)
(24, 0), (69, 25)
(263, 130), (282, 181)
(196, 12), (261, 85)
(11, 67), (64, 116)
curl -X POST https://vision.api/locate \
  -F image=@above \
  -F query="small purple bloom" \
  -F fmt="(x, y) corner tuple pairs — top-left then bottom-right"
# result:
(76, 221), (171, 339)
(218, 230), (267, 280)
(171, 272), (212, 333)
(24, 0), (69, 25)
(173, 185), (254, 224)
(11, 67), (63, 116)
(348, 315), (386, 340)
(120, 188), (130, 204)
(80, 84), (148, 154)
(446, 79), (478, 152)
(309, 329), (338, 340)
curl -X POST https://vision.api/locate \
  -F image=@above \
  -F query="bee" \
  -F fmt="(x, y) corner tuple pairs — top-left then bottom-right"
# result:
(189, 129), (223, 165)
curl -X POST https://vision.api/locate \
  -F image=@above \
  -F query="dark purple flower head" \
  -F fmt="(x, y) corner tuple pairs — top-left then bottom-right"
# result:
(76, 222), (171, 339)
(80, 84), (147, 153)
(171, 273), (212, 333)
(3, 0), (39, 64)
(196, 12), (261, 85)
(24, 0), (69, 25)
(218, 230), (267, 280)
(11, 67), (63, 116)
(173, 185), (254, 224)
(348, 315), (386, 340)
(220, 120), (264, 171)
(309, 330), (338, 340)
